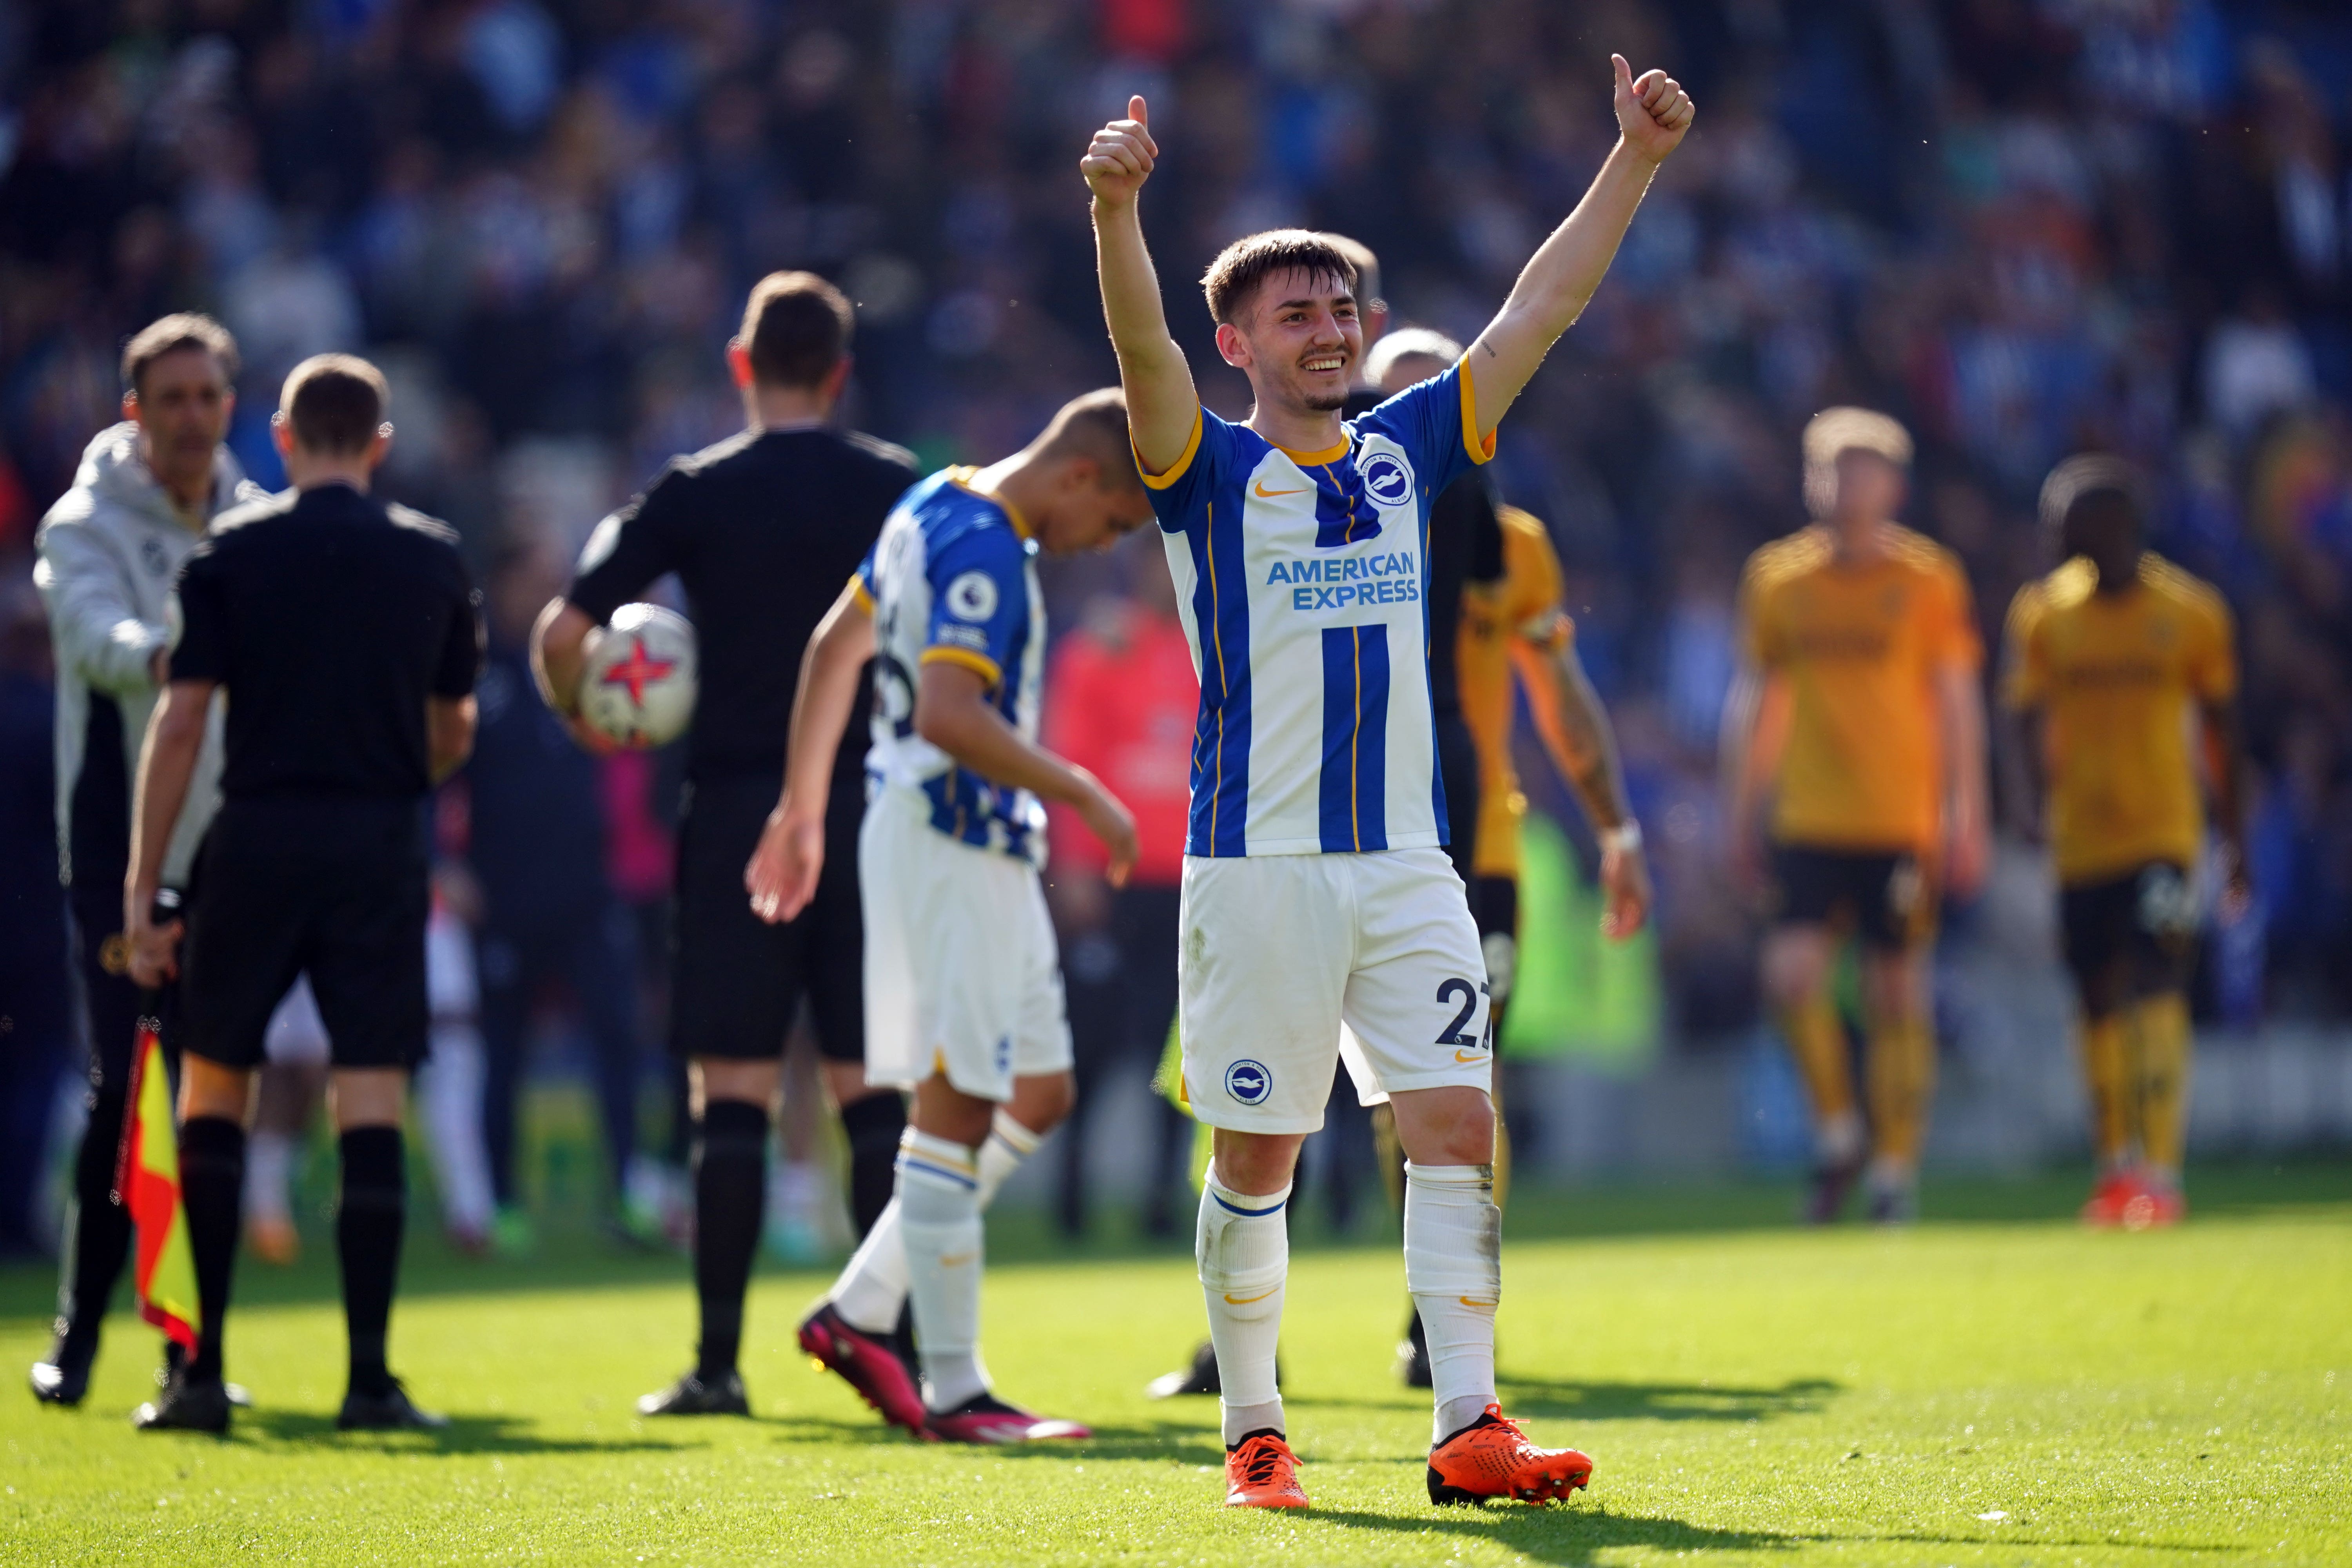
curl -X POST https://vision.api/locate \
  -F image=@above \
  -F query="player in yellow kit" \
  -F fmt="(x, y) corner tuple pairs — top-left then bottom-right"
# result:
(1366, 325), (1652, 1384)
(1457, 505), (1652, 1029)
(1723, 408), (1990, 1224)
(2003, 455), (2246, 1227)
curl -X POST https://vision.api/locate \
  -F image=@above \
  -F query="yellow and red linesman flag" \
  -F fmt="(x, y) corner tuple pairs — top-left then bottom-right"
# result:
(111, 1018), (200, 1351)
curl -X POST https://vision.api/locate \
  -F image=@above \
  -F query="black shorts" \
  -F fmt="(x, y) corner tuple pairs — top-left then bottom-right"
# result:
(670, 769), (863, 1063)
(181, 800), (429, 1071)
(1771, 844), (1936, 951)
(2061, 861), (2195, 1005)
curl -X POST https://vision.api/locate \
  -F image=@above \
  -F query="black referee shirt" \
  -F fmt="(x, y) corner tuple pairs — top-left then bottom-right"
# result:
(566, 425), (917, 785)
(170, 482), (482, 803)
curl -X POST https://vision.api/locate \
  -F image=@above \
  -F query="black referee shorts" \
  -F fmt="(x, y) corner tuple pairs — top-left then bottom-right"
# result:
(2060, 860), (2195, 1010)
(671, 770), (864, 1063)
(1770, 842), (1936, 952)
(181, 800), (429, 1072)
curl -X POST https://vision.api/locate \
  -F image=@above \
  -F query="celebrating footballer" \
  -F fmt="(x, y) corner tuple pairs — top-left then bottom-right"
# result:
(1082, 54), (1693, 1508)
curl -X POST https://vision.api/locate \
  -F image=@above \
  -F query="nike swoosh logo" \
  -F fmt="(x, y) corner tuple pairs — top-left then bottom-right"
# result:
(1459, 1297), (1496, 1309)
(1254, 481), (1308, 498)
(1454, 1048), (1488, 1063)
(1223, 1288), (1279, 1305)
(939, 1252), (976, 1267)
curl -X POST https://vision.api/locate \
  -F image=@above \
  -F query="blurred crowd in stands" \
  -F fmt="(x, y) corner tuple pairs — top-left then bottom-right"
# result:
(4, 0), (2351, 1249)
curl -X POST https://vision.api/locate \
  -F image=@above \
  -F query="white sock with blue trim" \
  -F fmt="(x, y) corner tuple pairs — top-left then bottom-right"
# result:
(830, 1111), (1042, 1335)
(1198, 1166), (1291, 1445)
(1405, 1161), (1501, 1444)
(897, 1129), (987, 1411)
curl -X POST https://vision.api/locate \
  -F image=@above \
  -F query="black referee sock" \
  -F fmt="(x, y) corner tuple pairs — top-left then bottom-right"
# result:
(337, 1126), (406, 1397)
(693, 1100), (769, 1379)
(178, 1116), (246, 1385)
(60, 1086), (134, 1350)
(838, 1091), (908, 1240)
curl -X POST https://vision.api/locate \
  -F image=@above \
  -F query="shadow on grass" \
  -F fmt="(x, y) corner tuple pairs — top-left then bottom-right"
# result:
(840, 1419), (1227, 1468)
(1493, 1375), (1840, 1424)
(231, 1408), (672, 1455)
(1312, 1503), (1821, 1564)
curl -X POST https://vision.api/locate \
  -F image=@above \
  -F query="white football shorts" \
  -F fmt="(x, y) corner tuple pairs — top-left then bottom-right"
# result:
(860, 785), (1073, 1101)
(1178, 847), (1493, 1134)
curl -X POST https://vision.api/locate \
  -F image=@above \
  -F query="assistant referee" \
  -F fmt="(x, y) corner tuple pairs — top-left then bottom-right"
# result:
(533, 271), (917, 1416)
(124, 354), (482, 1432)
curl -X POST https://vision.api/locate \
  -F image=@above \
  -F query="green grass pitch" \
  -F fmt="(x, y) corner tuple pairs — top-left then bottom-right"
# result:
(4, 1167), (2347, 1565)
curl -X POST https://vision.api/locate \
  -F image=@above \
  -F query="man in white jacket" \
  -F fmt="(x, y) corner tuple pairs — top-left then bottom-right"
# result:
(28, 314), (260, 1406)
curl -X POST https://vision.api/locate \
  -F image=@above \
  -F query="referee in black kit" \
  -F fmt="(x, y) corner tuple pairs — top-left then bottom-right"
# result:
(123, 354), (481, 1432)
(532, 271), (916, 1416)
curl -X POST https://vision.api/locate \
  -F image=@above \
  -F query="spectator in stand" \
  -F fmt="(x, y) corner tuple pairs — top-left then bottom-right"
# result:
(1042, 533), (1198, 1236)
(0, 581), (67, 1259)
(462, 529), (651, 1251)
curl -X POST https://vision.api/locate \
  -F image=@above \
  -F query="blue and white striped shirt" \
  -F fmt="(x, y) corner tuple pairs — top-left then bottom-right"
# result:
(1144, 359), (1494, 857)
(855, 468), (1047, 866)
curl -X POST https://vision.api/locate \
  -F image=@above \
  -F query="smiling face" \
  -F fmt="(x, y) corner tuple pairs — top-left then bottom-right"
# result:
(1216, 267), (1362, 421)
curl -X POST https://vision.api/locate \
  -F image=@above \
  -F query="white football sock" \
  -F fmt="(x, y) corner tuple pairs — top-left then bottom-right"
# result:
(244, 1129), (296, 1224)
(1405, 1161), (1501, 1444)
(829, 1110), (1042, 1335)
(976, 1108), (1040, 1204)
(897, 1129), (987, 1412)
(1197, 1167), (1290, 1446)
(418, 1020), (494, 1235)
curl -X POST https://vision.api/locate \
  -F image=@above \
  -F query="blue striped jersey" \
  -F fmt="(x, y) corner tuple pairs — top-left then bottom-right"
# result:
(854, 468), (1047, 866)
(1145, 358), (1494, 857)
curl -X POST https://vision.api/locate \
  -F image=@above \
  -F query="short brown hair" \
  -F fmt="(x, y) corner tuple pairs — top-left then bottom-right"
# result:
(741, 270), (854, 388)
(1036, 387), (1143, 492)
(1200, 230), (1358, 328)
(122, 313), (239, 395)
(280, 353), (388, 455)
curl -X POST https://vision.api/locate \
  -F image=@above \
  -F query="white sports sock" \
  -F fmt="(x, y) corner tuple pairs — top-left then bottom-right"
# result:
(829, 1111), (1042, 1334)
(1197, 1166), (1290, 1446)
(418, 1021), (494, 1234)
(976, 1108), (1040, 1205)
(1405, 1161), (1501, 1444)
(244, 1129), (296, 1224)
(829, 1195), (909, 1334)
(897, 1129), (987, 1412)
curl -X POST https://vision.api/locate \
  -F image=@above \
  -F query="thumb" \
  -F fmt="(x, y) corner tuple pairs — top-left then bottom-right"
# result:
(1130, 94), (1149, 127)
(1612, 53), (1633, 96)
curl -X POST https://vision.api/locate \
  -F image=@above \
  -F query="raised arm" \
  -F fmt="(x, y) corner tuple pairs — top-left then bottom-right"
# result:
(1082, 96), (1199, 475)
(1466, 56), (1693, 437)
(746, 579), (876, 924)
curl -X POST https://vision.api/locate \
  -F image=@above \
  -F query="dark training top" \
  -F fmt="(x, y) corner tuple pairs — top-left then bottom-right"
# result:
(171, 482), (481, 802)
(1345, 387), (1504, 717)
(566, 426), (918, 784)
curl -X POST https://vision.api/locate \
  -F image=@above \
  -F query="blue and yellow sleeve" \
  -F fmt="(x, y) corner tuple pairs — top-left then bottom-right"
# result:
(1356, 357), (1495, 501)
(1138, 405), (1234, 534)
(920, 526), (1028, 687)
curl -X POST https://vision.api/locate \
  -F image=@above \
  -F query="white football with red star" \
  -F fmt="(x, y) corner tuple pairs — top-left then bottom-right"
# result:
(577, 603), (697, 749)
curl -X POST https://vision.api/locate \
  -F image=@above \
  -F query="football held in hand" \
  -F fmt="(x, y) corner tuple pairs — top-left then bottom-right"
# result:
(578, 602), (697, 749)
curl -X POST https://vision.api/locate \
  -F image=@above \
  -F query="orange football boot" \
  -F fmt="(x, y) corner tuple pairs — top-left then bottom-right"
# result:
(2079, 1170), (2137, 1227)
(1225, 1430), (1309, 1508)
(2119, 1176), (2185, 1230)
(1426, 1405), (1593, 1505)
